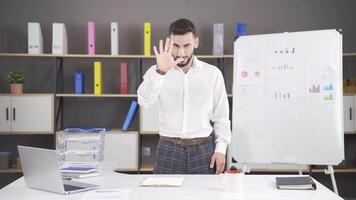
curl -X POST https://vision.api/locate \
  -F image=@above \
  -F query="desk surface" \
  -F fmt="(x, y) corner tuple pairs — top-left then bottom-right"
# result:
(0, 171), (343, 200)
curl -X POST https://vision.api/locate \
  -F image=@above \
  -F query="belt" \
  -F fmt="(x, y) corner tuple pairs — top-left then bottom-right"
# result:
(160, 134), (214, 147)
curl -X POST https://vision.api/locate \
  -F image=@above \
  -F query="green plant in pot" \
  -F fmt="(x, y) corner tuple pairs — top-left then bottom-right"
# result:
(5, 71), (25, 94)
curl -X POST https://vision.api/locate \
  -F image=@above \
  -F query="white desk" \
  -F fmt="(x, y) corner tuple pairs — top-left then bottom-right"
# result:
(0, 171), (343, 200)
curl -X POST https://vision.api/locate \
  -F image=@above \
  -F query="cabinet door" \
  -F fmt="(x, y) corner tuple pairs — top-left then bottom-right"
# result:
(0, 96), (11, 132)
(11, 95), (53, 133)
(140, 102), (159, 133)
(344, 96), (354, 132)
(103, 132), (138, 170)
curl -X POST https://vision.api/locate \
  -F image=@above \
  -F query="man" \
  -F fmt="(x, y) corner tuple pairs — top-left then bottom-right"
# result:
(137, 18), (231, 174)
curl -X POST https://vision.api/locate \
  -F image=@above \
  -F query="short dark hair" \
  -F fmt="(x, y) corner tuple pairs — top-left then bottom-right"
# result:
(169, 18), (197, 36)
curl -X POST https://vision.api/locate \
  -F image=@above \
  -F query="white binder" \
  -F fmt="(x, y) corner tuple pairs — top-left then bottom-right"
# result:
(28, 22), (43, 54)
(111, 22), (119, 55)
(213, 23), (224, 55)
(52, 23), (68, 54)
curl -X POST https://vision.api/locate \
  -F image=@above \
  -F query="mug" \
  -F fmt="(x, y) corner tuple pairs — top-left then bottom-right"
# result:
(218, 172), (243, 192)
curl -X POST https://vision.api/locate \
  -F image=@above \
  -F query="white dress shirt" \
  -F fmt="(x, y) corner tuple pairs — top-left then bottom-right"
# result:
(137, 56), (231, 154)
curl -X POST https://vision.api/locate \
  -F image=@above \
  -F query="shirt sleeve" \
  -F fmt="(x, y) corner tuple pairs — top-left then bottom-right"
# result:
(137, 65), (166, 108)
(211, 69), (231, 155)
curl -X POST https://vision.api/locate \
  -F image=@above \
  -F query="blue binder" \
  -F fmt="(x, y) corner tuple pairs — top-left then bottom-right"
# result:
(74, 72), (85, 94)
(122, 101), (138, 131)
(235, 22), (247, 40)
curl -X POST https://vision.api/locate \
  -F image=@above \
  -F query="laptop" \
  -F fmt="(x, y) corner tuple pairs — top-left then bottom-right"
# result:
(18, 145), (98, 195)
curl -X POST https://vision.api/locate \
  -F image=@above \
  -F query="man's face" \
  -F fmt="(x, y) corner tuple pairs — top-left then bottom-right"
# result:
(171, 32), (199, 68)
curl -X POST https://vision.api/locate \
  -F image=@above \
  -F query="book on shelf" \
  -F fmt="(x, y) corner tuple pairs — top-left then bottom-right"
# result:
(74, 71), (85, 94)
(213, 23), (224, 56)
(122, 101), (138, 131)
(111, 22), (119, 55)
(275, 176), (316, 190)
(120, 61), (128, 94)
(52, 23), (68, 54)
(94, 61), (102, 95)
(28, 22), (43, 54)
(144, 22), (151, 56)
(88, 21), (95, 55)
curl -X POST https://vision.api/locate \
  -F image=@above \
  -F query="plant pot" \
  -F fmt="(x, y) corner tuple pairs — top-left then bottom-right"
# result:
(11, 84), (23, 94)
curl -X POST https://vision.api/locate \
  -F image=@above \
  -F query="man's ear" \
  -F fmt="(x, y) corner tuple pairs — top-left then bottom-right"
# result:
(194, 36), (199, 49)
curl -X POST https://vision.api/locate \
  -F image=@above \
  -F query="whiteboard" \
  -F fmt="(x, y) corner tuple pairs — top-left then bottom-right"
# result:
(231, 29), (344, 165)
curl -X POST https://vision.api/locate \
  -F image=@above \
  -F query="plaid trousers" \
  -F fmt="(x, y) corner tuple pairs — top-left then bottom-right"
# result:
(153, 137), (215, 174)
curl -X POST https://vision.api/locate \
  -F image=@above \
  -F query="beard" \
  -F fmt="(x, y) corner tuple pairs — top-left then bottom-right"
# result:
(175, 55), (193, 68)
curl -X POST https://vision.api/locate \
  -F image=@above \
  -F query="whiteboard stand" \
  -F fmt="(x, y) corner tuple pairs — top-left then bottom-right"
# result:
(325, 165), (339, 195)
(241, 163), (250, 174)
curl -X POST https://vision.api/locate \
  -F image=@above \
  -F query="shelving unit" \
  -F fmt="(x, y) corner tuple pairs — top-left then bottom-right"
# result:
(1, 52), (356, 174)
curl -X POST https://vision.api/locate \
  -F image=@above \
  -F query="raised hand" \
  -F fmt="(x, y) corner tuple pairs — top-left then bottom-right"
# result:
(153, 38), (184, 74)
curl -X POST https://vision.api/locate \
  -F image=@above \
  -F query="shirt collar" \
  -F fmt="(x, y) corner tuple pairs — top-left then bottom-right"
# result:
(174, 55), (202, 72)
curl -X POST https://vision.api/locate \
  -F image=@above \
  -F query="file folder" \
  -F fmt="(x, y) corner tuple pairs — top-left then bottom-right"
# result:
(88, 22), (95, 55)
(122, 101), (138, 131)
(144, 22), (151, 56)
(213, 23), (224, 55)
(74, 72), (85, 94)
(52, 23), (68, 54)
(111, 22), (119, 55)
(94, 61), (102, 95)
(120, 61), (128, 94)
(28, 22), (43, 54)
(235, 22), (247, 39)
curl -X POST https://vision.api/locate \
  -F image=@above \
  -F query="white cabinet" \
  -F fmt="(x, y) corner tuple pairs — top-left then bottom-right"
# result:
(140, 102), (159, 133)
(103, 131), (138, 170)
(0, 96), (11, 131)
(0, 95), (53, 133)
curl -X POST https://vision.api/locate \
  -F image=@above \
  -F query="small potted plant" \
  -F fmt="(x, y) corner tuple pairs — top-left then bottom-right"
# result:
(5, 71), (25, 94)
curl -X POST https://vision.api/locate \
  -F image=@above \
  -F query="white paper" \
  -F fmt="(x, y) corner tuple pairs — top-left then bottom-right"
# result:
(306, 66), (336, 103)
(236, 50), (265, 86)
(267, 45), (297, 80)
(140, 177), (184, 187)
(267, 82), (297, 120)
(81, 188), (131, 200)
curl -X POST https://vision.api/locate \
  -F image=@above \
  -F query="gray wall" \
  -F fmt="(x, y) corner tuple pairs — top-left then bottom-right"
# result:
(1, 0), (356, 54)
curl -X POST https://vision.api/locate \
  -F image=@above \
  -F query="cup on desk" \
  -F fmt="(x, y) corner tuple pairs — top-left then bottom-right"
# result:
(218, 170), (243, 192)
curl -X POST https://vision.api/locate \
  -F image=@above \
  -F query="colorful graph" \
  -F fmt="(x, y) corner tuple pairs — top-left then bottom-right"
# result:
(309, 84), (320, 93)
(324, 83), (333, 91)
(324, 93), (333, 101)
(274, 92), (291, 100)
(272, 64), (294, 70)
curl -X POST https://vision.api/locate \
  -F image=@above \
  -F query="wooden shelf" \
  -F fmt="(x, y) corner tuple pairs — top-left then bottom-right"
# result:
(56, 93), (137, 98)
(140, 163), (154, 172)
(0, 53), (234, 59)
(343, 53), (356, 57)
(114, 168), (139, 172)
(0, 168), (22, 173)
(0, 93), (53, 96)
(140, 132), (159, 135)
(345, 131), (356, 135)
(1, 52), (355, 58)
(0, 132), (53, 135)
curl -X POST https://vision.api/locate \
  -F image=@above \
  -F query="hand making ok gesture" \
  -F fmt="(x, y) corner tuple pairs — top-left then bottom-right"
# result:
(153, 37), (184, 74)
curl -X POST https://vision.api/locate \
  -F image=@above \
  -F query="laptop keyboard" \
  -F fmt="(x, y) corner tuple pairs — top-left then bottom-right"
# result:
(64, 184), (85, 191)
